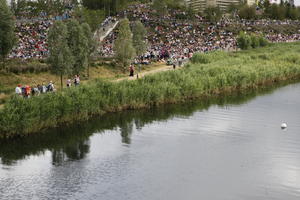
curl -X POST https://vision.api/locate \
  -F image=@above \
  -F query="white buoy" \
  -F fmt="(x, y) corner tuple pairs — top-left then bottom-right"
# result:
(281, 123), (287, 129)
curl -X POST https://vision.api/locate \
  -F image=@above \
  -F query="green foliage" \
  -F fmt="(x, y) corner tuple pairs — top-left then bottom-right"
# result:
(73, 7), (105, 32)
(237, 32), (252, 50)
(81, 23), (95, 78)
(250, 34), (260, 48)
(259, 36), (268, 47)
(238, 5), (256, 19)
(48, 21), (74, 88)
(152, 0), (168, 15)
(0, 0), (17, 69)
(1, 43), (300, 137)
(203, 6), (223, 23)
(6, 59), (49, 73)
(191, 53), (210, 64)
(82, 0), (134, 15)
(81, 23), (95, 57)
(237, 32), (269, 50)
(165, 0), (185, 9)
(66, 19), (89, 75)
(132, 21), (147, 57)
(114, 18), (136, 71)
(13, 0), (66, 16)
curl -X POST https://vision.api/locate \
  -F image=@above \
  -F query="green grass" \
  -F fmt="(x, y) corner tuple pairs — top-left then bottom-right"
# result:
(1, 42), (300, 138)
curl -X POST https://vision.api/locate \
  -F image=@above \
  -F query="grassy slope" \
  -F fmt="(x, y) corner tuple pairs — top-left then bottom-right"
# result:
(0, 62), (167, 104)
(1, 42), (300, 137)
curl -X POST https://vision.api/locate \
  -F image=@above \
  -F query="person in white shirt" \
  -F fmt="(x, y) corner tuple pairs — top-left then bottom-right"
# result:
(15, 84), (22, 96)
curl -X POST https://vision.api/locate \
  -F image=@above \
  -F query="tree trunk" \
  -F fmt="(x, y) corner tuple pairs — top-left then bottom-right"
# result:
(123, 63), (126, 74)
(1, 56), (5, 71)
(60, 73), (63, 90)
(87, 63), (90, 80)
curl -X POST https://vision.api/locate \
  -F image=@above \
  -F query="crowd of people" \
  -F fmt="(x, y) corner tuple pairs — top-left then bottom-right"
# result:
(9, 20), (52, 59)
(7, 3), (300, 68)
(15, 75), (80, 98)
(15, 81), (55, 98)
(99, 4), (300, 64)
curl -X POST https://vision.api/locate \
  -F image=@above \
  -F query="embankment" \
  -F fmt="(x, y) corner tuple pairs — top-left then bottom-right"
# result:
(1, 42), (300, 138)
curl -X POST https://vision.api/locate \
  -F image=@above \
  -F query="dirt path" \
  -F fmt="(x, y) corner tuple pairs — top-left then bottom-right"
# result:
(115, 64), (181, 82)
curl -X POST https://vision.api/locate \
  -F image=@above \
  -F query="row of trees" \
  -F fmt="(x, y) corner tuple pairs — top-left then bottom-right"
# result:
(114, 18), (147, 72)
(48, 17), (148, 87)
(48, 19), (94, 88)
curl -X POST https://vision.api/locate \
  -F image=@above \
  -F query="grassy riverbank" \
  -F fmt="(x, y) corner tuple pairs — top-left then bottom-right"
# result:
(1, 42), (300, 138)
(0, 61), (167, 104)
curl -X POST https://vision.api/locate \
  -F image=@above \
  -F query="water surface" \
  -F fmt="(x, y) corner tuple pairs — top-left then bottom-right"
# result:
(0, 83), (300, 200)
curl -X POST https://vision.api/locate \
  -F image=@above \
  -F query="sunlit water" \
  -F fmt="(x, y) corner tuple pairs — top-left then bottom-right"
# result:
(0, 82), (300, 200)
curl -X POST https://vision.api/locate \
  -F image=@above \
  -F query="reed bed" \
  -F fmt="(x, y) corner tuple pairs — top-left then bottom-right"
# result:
(1, 42), (300, 137)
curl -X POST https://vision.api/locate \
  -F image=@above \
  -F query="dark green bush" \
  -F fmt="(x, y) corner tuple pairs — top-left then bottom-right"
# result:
(258, 36), (269, 47)
(250, 34), (260, 48)
(237, 32), (252, 50)
(190, 53), (210, 64)
(6, 59), (50, 74)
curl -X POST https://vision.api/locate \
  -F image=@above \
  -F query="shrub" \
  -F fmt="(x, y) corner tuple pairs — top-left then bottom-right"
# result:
(237, 32), (252, 50)
(250, 34), (260, 48)
(6, 59), (50, 74)
(190, 53), (210, 64)
(258, 36), (269, 47)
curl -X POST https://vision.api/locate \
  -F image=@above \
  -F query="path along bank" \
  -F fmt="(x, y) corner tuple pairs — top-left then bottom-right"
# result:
(1, 42), (300, 138)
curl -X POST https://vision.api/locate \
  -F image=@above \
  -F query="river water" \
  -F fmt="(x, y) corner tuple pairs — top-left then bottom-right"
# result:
(0, 82), (300, 200)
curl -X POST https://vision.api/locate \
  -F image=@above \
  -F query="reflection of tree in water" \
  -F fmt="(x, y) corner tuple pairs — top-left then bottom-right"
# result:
(52, 140), (90, 165)
(120, 122), (133, 144)
(0, 81), (294, 165)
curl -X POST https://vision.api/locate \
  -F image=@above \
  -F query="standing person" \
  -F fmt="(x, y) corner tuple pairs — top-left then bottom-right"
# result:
(38, 84), (43, 94)
(32, 85), (40, 96)
(21, 86), (26, 97)
(129, 64), (134, 77)
(178, 58), (182, 67)
(74, 75), (80, 86)
(15, 84), (22, 97)
(47, 81), (54, 92)
(41, 82), (47, 93)
(66, 79), (72, 87)
(25, 85), (31, 98)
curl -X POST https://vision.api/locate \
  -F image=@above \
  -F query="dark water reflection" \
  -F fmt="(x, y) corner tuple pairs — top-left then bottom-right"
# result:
(0, 85), (277, 166)
(0, 82), (300, 200)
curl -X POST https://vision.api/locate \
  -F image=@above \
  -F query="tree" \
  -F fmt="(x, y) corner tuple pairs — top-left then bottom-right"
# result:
(238, 5), (256, 19)
(10, 0), (17, 14)
(165, 0), (185, 9)
(152, 0), (168, 15)
(66, 19), (89, 75)
(73, 7), (105, 32)
(114, 18), (136, 72)
(0, 0), (16, 70)
(203, 6), (223, 23)
(81, 23), (95, 79)
(269, 4), (285, 20)
(82, 0), (133, 15)
(48, 21), (74, 89)
(132, 21), (147, 58)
